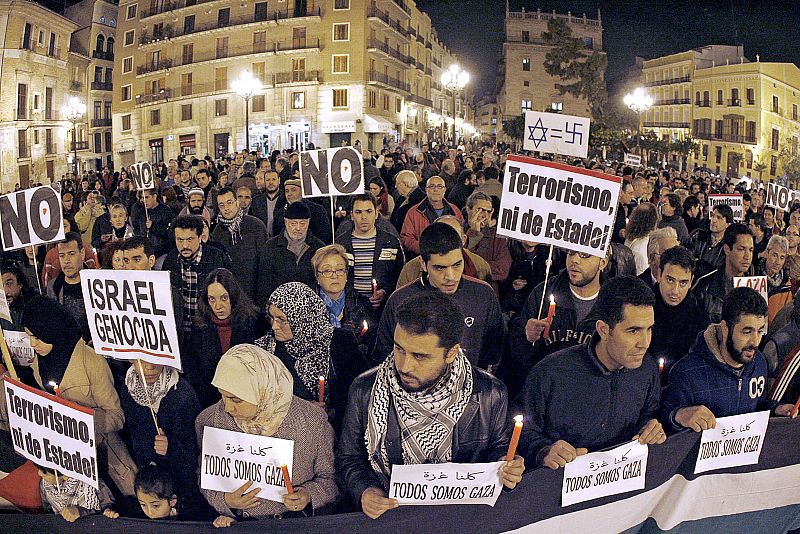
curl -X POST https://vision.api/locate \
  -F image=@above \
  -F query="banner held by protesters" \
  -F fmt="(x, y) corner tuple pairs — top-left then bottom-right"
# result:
(81, 270), (181, 370)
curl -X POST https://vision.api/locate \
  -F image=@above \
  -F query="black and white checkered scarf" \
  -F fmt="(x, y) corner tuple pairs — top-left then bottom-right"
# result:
(179, 246), (203, 331)
(365, 349), (472, 485)
(124, 365), (179, 413)
(42, 477), (100, 514)
(217, 208), (244, 245)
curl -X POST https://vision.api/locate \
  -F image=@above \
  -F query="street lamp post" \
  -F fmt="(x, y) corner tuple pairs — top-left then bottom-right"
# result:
(441, 64), (470, 146)
(624, 87), (654, 156)
(232, 70), (263, 153)
(61, 96), (86, 177)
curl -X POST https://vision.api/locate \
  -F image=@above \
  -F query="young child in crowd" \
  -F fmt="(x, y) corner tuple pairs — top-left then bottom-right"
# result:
(134, 464), (180, 520)
(37, 465), (118, 522)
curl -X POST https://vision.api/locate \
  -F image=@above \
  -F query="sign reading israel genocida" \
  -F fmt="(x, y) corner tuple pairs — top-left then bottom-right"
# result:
(81, 270), (181, 370)
(497, 156), (621, 258)
(4, 376), (98, 488)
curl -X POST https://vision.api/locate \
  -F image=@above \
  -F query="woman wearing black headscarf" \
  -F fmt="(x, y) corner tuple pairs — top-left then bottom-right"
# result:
(21, 296), (138, 496)
(255, 282), (365, 434)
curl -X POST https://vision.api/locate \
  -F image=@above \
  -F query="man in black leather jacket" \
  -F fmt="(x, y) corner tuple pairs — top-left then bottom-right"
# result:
(337, 291), (524, 519)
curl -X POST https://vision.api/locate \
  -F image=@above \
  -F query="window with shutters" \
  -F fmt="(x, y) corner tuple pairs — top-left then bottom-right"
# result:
(333, 23), (349, 41)
(332, 54), (349, 74)
(215, 67), (227, 91)
(122, 57), (133, 73)
(150, 108), (160, 126)
(215, 99), (227, 116)
(182, 43), (193, 64)
(252, 94), (265, 112)
(181, 73), (192, 96)
(122, 114), (131, 131)
(181, 104), (192, 121)
(253, 31), (267, 53)
(332, 89), (348, 108)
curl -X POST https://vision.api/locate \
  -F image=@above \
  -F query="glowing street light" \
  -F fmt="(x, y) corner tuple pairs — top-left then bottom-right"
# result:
(232, 70), (263, 152)
(441, 64), (470, 145)
(61, 96), (86, 177)
(624, 87), (653, 155)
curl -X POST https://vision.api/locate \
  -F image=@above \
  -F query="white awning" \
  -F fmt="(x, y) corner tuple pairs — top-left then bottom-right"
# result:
(364, 114), (395, 134)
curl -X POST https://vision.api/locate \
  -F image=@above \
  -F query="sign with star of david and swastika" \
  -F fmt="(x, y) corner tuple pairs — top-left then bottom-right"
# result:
(523, 111), (590, 158)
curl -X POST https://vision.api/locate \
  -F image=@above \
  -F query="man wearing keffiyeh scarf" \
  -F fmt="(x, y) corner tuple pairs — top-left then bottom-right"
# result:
(337, 291), (525, 520)
(216, 205), (244, 245)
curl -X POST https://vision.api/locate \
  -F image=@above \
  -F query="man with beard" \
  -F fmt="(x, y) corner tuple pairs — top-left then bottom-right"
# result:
(502, 248), (608, 398)
(0, 262), (36, 331)
(693, 223), (754, 325)
(661, 287), (795, 432)
(45, 232), (91, 341)
(161, 215), (232, 331)
(180, 188), (212, 227)
(250, 170), (284, 237)
(338, 291), (524, 520)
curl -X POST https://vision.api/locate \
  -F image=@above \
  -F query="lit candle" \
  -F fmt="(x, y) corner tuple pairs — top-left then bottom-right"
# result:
(372, 278), (378, 296)
(658, 357), (665, 376)
(506, 415), (523, 461)
(359, 320), (369, 341)
(48, 381), (61, 397)
(281, 464), (294, 494)
(792, 395), (800, 418)
(542, 295), (556, 339)
(318, 376), (326, 404)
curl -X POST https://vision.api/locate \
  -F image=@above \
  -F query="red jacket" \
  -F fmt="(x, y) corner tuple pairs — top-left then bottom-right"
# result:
(400, 197), (463, 255)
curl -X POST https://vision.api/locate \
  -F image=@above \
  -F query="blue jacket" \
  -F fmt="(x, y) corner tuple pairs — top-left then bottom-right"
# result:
(660, 325), (776, 431)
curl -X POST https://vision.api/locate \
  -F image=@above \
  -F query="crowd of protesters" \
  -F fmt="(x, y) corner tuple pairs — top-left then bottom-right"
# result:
(1, 140), (799, 527)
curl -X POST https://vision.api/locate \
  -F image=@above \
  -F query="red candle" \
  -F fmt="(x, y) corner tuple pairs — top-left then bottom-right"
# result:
(359, 320), (369, 341)
(542, 295), (556, 339)
(281, 464), (294, 494)
(792, 395), (800, 418)
(48, 381), (61, 398)
(318, 376), (326, 404)
(372, 278), (378, 296)
(506, 415), (523, 461)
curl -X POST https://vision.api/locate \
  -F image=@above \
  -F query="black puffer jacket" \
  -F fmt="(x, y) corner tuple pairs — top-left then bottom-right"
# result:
(337, 366), (510, 506)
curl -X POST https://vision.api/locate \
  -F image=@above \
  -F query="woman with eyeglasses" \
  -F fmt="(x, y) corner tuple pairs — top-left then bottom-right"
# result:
(184, 268), (268, 409)
(255, 281), (365, 435)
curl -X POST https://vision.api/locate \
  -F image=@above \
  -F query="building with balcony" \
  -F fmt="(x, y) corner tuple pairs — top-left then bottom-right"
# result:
(640, 45), (744, 146)
(495, 6), (604, 145)
(65, 0), (118, 171)
(0, 0), (82, 190)
(112, 0), (470, 167)
(475, 95), (498, 141)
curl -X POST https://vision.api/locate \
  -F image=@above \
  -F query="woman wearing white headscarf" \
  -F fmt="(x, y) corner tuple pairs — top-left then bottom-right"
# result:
(195, 344), (338, 527)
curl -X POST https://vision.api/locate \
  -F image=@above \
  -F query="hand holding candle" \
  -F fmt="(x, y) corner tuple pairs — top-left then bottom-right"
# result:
(506, 415), (524, 461)
(542, 295), (556, 339)
(791, 395), (800, 418)
(359, 320), (369, 341)
(281, 464), (294, 494)
(372, 278), (378, 296)
(48, 381), (61, 397)
(318, 376), (326, 404)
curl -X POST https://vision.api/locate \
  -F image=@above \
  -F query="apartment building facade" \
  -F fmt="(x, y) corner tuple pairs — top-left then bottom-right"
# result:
(112, 0), (470, 167)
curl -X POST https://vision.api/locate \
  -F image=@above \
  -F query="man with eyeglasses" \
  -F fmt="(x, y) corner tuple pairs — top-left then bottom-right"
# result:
(501, 246), (608, 398)
(400, 176), (463, 256)
(211, 186), (270, 307)
(262, 202), (325, 300)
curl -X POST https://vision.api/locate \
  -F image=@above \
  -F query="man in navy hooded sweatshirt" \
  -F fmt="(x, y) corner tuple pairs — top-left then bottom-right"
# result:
(661, 286), (795, 433)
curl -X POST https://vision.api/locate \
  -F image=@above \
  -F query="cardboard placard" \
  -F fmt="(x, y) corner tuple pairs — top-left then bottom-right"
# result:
(708, 194), (744, 222)
(523, 111), (590, 158)
(129, 162), (155, 190)
(5, 330), (34, 366)
(299, 147), (365, 198)
(497, 156), (620, 258)
(0, 186), (65, 251)
(81, 270), (181, 370)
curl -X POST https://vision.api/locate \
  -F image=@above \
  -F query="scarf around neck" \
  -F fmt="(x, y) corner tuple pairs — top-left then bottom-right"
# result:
(42, 477), (100, 513)
(124, 365), (179, 413)
(365, 348), (473, 485)
(284, 228), (308, 261)
(217, 208), (244, 245)
(318, 287), (346, 327)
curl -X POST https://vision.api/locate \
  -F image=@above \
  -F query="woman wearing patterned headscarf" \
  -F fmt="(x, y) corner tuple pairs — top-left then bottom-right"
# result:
(196, 344), (338, 527)
(255, 282), (365, 434)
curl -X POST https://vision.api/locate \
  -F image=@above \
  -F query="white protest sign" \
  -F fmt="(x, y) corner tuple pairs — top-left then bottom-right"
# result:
(200, 426), (294, 503)
(523, 111), (590, 158)
(0, 185), (65, 251)
(562, 441), (648, 507)
(694, 411), (770, 474)
(299, 146), (364, 198)
(624, 153), (642, 167)
(497, 155), (620, 258)
(765, 182), (793, 211)
(708, 194), (744, 222)
(4, 376), (98, 488)
(0, 284), (10, 322)
(5, 330), (34, 366)
(388, 462), (504, 507)
(129, 162), (155, 190)
(81, 270), (181, 370)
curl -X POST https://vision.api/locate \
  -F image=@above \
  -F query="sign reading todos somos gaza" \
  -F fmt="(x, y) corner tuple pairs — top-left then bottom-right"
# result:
(299, 146), (364, 198)
(4, 376), (98, 488)
(0, 185), (65, 251)
(81, 270), (182, 370)
(497, 156), (621, 258)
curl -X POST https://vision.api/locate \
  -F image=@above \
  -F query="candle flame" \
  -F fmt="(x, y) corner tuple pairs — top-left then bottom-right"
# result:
(658, 357), (665, 366)
(362, 320), (369, 330)
(549, 294), (555, 304)
(319, 376), (325, 381)
(48, 381), (58, 388)
(514, 414), (524, 423)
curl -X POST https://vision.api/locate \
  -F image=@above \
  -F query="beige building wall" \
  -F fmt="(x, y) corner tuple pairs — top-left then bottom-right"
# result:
(0, 1), (79, 190)
(497, 8), (604, 144)
(112, 0), (471, 167)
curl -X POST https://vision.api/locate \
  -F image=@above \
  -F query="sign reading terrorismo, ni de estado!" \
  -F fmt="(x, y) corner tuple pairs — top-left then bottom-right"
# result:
(388, 462), (505, 507)
(0, 185), (65, 251)
(201, 426), (294, 503)
(81, 270), (182, 370)
(695, 411), (770, 474)
(561, 441), (649, 507)
(497, 156), (621, 258)
(299, 146), (364, 198)
(4, 376), (98, 488)
(523, 111), (590, 158)
(708, 194), (744, 222)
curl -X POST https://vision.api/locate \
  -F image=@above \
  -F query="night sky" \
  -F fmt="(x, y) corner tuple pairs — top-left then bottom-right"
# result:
(418, 0), (800, 98)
